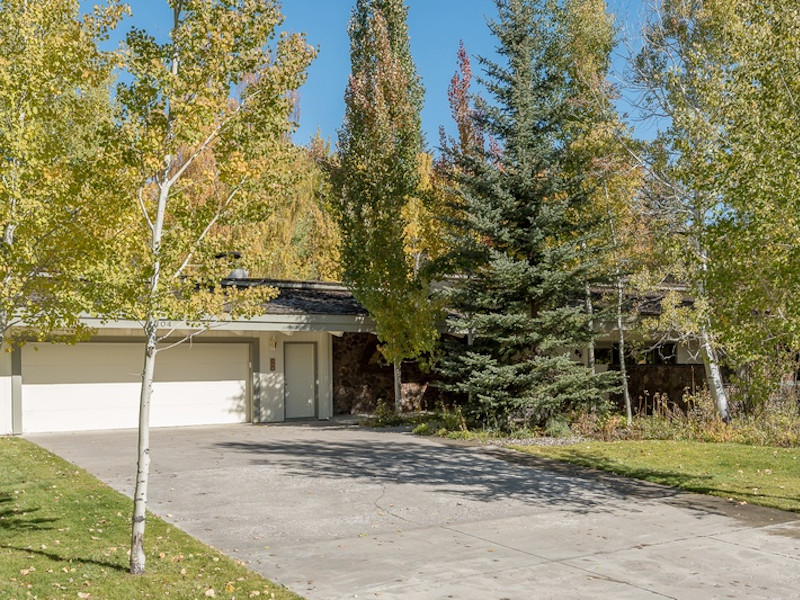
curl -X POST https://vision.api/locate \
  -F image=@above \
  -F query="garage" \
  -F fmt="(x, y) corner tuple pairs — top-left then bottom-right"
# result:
(20, 342), (250, 433)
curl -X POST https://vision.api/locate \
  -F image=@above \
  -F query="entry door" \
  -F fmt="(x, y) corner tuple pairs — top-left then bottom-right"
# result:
(284, 343), (317, 419)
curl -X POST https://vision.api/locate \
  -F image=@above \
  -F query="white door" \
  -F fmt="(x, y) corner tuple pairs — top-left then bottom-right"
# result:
(21, 342), (250, 433)
(284, 343), (316, 419)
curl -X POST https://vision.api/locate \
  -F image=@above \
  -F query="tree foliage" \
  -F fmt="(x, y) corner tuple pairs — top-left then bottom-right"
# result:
(437, 0), (619, 429)
(696, 0), (800, 401)
(207, 134), (341, 282)
(0, 0), (126, 346)
(634, 0), (757, 419)
(113, 0), (314, 574)
(336, 0), (439, 412)
(561, 0), (649, 424)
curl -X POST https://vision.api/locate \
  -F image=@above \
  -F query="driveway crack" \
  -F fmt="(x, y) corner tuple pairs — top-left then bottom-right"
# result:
(373, 483), (416, 525)
(441, 524), (681, 600)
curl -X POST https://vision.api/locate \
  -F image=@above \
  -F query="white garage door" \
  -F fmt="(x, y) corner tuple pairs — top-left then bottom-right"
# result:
(21, 342), (250, 433)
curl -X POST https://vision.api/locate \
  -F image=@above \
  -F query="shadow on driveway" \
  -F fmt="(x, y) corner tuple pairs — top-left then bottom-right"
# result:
(214, 433), (694, 515)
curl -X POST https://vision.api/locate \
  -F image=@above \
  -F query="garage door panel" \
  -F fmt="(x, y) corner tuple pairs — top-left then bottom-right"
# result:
(22, 343), (249, 433)
(155, 345), (248, 382)
(152, 382), (246, 426)
(22, 364), (143, 385)
(22, 384), (141, 432)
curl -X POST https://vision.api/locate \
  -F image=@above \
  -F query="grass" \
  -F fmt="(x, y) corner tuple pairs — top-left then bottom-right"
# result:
(511, 439), (800, 513)
(0, 437), (303, 600)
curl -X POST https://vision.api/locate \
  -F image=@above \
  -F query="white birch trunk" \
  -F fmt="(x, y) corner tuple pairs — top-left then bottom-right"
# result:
(2, 212), (16, 347)
(692, 211), (731, 423)
(130, 319), (157, 574)
(129, 161), (170, 573)
(393, 359), (403, 415)
(616, 278), (633, 426)
(584, 282), (595, 375)
(603, 183), (632, 425)
(700, 325), (731, 422)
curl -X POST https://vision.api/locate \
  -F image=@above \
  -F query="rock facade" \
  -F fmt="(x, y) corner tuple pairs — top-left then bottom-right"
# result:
(332, 333), (443, 414)
(616, 364), (705, 413)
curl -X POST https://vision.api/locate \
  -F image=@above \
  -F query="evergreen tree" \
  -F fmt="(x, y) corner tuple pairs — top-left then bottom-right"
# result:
(336, 0), (439, 413)
(437, 0), (617, 429)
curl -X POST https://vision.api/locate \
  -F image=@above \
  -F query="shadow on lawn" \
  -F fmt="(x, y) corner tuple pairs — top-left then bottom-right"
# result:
(214, 433), (718, 517)
(0, 544), (127, 572)
(505, 448), (800, 520)
(0, 497), (58, 533)
(0, 496), (126, 572)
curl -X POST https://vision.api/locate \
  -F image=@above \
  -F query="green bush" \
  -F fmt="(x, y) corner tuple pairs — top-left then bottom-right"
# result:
(545, 415), (572, 438)
(366, 398), (407, 427)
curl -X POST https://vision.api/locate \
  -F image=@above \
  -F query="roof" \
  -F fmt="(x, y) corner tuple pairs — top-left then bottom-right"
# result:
(222, 278), (368, 316)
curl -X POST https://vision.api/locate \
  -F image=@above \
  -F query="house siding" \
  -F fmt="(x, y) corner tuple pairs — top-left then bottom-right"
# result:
(256, 331), (333, 422)
(0, 349), (11, 435)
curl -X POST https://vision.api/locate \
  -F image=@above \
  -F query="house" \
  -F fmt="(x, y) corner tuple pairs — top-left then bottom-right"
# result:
(0, 280), (375, 435)
(0, 280), (709, 435)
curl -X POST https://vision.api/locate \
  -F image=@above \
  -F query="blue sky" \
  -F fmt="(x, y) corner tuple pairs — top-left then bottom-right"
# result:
(106, 1), (652, 147)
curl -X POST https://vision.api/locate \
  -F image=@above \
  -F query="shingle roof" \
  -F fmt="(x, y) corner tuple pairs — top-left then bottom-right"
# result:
(222, 279), (367, 316)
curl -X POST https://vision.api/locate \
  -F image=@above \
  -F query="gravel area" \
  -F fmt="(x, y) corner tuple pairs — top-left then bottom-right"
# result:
(486, 435), (587, 447)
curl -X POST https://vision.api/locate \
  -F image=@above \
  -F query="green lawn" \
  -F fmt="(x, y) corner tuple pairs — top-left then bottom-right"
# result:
(0, 436), (303, 600)
(510, 440), (800, 513)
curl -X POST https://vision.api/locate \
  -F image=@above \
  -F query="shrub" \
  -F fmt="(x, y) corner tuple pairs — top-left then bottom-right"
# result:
(545, 415), (572, 438)
(572, 389), (800, 447)
(366, 398), (407, 427)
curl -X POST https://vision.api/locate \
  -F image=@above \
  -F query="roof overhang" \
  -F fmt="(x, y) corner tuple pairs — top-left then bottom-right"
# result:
(78, 313), (376, 334)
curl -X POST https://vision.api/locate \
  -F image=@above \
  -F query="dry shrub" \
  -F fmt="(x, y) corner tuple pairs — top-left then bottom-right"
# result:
(573, 389), (800, 447)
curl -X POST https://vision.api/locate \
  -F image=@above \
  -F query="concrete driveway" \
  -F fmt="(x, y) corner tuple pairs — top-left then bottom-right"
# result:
(28, 424), (800, 600)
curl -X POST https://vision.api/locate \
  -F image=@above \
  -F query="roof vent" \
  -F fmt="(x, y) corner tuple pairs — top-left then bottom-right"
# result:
(215, 251), (248, 280)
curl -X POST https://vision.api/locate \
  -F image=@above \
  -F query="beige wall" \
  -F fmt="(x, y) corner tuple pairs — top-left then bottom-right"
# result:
(256, 331), (333, 423)
(0, 349), (11, 435)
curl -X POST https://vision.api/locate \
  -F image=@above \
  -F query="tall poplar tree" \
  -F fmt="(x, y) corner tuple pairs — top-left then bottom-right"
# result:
(336, 0), (438, 413)
(562, 0), (645, 425)
(438, 0), (617, 429)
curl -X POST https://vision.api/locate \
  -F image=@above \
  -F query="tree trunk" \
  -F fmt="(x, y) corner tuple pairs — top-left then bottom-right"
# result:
(393, 359), (402, 415)
(129, 160), (169, 574)
(130, 319), (158, 574)
(693, 217), (731, 423)
(584, 282), (595, 375)
(700, 326), (731, 422)
(0, 308), (7, 350)
(616, 278), (633, 427)
(603, 183), (632, 425)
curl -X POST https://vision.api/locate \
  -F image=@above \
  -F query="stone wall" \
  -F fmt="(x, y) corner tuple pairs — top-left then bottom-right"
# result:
(333, 334), (706, 416)
(614, 364), (705, 413)
(332, 333), (444, 414)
